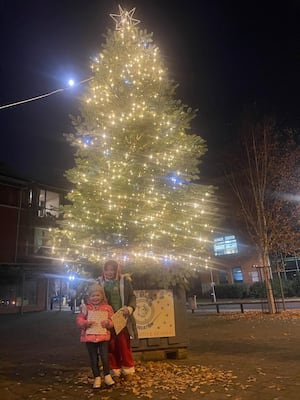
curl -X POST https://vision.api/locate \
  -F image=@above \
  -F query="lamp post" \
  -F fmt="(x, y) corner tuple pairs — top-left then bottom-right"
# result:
(205, 259), (217, 303)
(68, 274), (76, 311)
(276, 263), (286, 311)
(210, 269), (217, 303)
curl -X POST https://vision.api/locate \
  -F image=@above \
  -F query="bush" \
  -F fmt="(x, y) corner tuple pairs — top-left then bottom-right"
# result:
(290, 273), (300, 296)
(248, 282), (266, 298)
(214, 283), (249, 299)
(248, 276), (300, 299)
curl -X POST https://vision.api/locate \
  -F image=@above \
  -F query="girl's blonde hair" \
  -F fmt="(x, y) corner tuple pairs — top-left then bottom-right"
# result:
(87, 283), (107, 302)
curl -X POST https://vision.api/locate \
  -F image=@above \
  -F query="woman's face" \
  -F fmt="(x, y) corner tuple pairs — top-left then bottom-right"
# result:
(104, 264), (116, 280)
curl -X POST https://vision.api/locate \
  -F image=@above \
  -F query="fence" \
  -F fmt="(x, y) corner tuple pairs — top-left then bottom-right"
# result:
(191, 298), (300, 313)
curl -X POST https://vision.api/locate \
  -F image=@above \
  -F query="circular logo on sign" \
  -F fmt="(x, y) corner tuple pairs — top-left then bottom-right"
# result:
(135, 297), (155, 328)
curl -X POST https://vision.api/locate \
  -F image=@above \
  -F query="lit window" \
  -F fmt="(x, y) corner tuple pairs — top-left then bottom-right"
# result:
(213, 235), (238, 256)
(232, 266), (243, 282)
(38, 190), (60, 218)
(250, 270), (260, 282)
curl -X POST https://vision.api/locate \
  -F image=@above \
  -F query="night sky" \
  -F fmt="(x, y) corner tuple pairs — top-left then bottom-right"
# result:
(0, 0), (299, 186)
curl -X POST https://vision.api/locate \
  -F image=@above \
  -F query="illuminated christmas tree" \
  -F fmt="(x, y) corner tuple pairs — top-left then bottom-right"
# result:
(52, 7), (216, 278)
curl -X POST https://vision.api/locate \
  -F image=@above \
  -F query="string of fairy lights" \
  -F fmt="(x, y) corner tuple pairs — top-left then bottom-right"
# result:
(0, 77), (93, 111)
(0, 6), (139, 111)
(2, 6), (216, 269)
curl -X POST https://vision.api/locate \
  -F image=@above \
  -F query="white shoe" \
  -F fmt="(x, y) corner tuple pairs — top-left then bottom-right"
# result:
(122, 366), (135, 381)
(111, 368), (121, 378)
(122, 366), (135, 375)
(104, 374), (115, 386)
(93, 376), (101, 389)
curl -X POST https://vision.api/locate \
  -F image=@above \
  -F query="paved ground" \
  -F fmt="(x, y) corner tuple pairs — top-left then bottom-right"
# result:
(1, 309), (300, 400)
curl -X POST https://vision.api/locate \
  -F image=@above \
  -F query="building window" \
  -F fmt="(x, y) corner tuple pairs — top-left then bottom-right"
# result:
(34, 227), (51, 255)
(218, 270), (229, 284)
(250, 270), (260, 283)
(213, 235), (238, 256)
(232, 266), (243, 282)
(28, 189), (33, 206)
(38, 190), (60, 218)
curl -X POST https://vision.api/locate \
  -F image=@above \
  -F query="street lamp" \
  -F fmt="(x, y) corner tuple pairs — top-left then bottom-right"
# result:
(68, 274), (77, 311)
(205, 260), (217, 303)
(276, 263), (286, 311)
(210, 269), (217, 303)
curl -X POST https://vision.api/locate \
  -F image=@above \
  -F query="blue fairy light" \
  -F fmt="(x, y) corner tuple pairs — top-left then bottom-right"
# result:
(81, 135), (93, 146)
(167, 173), (184, 186)
(141, 40), (150, 49)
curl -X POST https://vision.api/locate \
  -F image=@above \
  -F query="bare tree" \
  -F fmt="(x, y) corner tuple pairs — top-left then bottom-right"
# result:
(227, 115), (300, 313)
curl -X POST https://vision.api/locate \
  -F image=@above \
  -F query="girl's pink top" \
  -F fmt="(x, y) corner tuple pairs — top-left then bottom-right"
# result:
(76, 302), (114, 342)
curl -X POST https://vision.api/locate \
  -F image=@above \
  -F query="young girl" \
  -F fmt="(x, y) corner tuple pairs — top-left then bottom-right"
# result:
(76, 283), (115, 388)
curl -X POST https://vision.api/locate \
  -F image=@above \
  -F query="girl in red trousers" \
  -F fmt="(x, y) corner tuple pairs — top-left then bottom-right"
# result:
(76, 283), (115, 389)
(99, 260), (138, 381)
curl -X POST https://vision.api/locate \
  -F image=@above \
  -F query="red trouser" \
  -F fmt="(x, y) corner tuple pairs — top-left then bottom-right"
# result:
(109, 327), (134, 369)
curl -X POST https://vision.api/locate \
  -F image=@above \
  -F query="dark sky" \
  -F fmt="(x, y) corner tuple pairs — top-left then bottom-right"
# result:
(0, 0), (299, 186)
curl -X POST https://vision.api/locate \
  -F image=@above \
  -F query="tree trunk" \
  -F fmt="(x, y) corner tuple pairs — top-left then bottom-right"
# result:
(263, 252), (276, 314)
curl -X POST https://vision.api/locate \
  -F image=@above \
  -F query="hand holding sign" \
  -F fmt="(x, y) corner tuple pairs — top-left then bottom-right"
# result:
(111, 308), (127, 334)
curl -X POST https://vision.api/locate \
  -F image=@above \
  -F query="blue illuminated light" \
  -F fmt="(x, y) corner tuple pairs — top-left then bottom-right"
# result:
(162, 255), (172, 264)
(167, 173), (184, 186)
(141, 40), (150, 48)
(82, 135), (93, 146)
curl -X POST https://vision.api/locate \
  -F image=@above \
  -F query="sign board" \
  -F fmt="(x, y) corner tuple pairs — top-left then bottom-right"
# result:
(134, 289), (175, 339)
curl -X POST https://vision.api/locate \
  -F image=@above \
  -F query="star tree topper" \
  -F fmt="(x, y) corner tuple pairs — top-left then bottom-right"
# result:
(110, 5), (140, 30)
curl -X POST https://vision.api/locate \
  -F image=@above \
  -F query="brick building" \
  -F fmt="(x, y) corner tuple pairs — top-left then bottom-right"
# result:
(0, 168), (67, 314)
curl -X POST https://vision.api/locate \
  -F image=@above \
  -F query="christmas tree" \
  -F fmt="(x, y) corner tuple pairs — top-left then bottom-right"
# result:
(52, 6), (215, 280)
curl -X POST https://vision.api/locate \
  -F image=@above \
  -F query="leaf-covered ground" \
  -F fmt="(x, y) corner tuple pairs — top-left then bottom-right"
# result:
(1, 310), (300, 400)
(74, 361), (241, 399)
